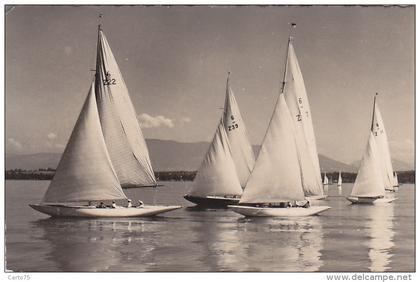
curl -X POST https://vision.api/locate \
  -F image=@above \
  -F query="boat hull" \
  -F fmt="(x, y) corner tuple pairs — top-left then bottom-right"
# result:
(29, 204), (181, 218)
(228, 205), (331, 217)
(346, 197), (397, 205)
(184, 195), (240, 207)
(305, 195), (328, 201)
(386, 187), (398, 192)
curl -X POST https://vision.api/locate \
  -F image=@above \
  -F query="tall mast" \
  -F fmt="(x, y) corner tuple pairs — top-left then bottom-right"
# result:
(371, 93), (378, 131)
(281, 23), (297, 94)
(95, 13), (103, 81)
(226, 71), (231, 90)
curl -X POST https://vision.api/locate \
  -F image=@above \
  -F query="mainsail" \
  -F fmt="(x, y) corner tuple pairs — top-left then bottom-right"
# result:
(188, 119), (243, 198)
(283, 39), (324, 196)
(222, 73), (255, 187)
(371, 96), (394, 190)
(95, 27), (156, 187)
(43, 82), (126, 203)
(240, 94), (305, 204)
(350, 132), (385, 198)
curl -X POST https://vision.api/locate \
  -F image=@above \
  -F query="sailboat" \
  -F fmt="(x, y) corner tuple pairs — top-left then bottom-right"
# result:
(184, 118), (243, 207)
(29, 26), (181, 217)
(95, 25), (157, 188)
(30, 82), (181, 217)
(393, 172), (399, 188)
(371, 94), (396, 192)
(222, 72), (255, 188)
(337, 171), (342, 187)
(347, 131), (396, 204)
(282, 31), (325, 201)
(228, 93), (330, 217)
(323, 173), (329, 186)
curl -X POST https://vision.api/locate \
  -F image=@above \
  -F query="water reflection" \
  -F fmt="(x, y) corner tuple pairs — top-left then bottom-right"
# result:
(365, 204), (395, 271)
(236, 216), (324, 271)
(31, 218), (160, 271)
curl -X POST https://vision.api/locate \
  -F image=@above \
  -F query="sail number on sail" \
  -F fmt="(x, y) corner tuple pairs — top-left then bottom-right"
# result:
(227, 115), (239, 131)
(103, 71), (117, 86)
(372, 122), (384, 136)
(296, 97), (309, 121)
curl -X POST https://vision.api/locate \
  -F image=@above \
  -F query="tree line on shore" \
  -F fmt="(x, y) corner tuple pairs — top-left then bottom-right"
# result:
(4, 168), (415, 184)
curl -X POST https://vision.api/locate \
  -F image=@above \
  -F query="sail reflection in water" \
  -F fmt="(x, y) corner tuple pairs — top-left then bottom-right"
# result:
(366, 204), (395, 271)
(237, 217), (324, 271)
(31, 218), (162, 271)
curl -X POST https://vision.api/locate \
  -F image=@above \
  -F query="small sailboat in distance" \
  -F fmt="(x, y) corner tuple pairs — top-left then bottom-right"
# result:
(184, 118), (243, 207)
(393, 172), (399, 188)
(223, 72), (255, 188)
(228, 93), (330, 217)
(337, 171), (342, 187)
(30, 82), (181, 218)
(323, 173), (329, 186)
(95, 24), (157, 188)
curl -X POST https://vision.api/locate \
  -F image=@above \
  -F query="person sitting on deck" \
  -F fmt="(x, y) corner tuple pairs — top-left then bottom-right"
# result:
(296, 200), (310, 208)
(97, 202), (106, 208)
(127, 199), (132, 208)
(137, 200), (144, 208)
(111, 201), (117, 208)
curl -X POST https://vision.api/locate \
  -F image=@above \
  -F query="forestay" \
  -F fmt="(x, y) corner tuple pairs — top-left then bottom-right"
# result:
(95, 28), (156, 187)
(240, 94), (305, 204)
(371, 99), (395, 190)
(350, 132), (385, 198)
(189, 119), (243, 198)
(283, 40), (324, 196)
(43, 82), (126, 203)
(222, 73), (255, 188)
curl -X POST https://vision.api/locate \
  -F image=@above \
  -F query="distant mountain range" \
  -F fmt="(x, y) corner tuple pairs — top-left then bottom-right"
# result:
(5, 138), (412, 172)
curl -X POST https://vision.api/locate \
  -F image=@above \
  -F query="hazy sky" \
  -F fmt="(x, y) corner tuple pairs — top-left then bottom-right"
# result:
(5, 5), (414, 165)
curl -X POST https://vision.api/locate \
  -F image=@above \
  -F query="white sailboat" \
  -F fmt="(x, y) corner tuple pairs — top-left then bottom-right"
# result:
(228, 93), (330, 217)
(95, 26), (157, 188)
(282, 33), (325, 200)
(223, 72), (255, 188)
(184, 118), (243, 207)
(323, 173), (329, 186)
(347, 132), (396, 205)
(371, 94), (396, 192)
(337, 171), (342, 187)
(393, 172), (399, 188)
(30, 82), (181, 217)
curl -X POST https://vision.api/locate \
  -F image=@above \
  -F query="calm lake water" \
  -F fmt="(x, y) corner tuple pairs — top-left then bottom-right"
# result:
(5, 180), (415, 272)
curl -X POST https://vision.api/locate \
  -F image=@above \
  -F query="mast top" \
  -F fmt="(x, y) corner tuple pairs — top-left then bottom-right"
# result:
(288, 22), (297, 42)
(98, 13), (103, 31)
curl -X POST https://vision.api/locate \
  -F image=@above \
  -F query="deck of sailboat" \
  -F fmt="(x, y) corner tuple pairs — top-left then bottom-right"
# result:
(29, 204), (181, 218)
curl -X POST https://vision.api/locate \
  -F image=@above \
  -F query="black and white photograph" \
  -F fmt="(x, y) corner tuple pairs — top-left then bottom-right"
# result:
(2, 3), (415, 276)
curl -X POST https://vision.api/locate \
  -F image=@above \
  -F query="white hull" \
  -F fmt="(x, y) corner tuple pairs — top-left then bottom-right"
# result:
(346, 197), (397, 205)
(386, 187), (398, 192)
(228, 205), (330, 217)
(29, 204), (181, 218)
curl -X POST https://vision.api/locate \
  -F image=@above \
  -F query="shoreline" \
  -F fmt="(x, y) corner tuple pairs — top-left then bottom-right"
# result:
(4, 169), (415, 184)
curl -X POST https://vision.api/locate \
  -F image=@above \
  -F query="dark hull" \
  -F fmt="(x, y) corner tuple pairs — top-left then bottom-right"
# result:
(122, 183), (164, 188)
(184, 195), (240, 208)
